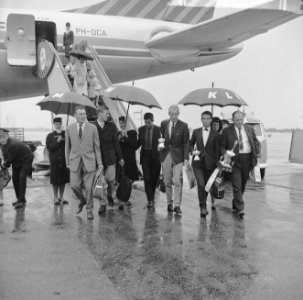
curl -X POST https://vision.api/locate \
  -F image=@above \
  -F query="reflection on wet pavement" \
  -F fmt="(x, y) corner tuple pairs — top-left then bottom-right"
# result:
(1, 133), (303, 300)
(73, 192), (260, 300)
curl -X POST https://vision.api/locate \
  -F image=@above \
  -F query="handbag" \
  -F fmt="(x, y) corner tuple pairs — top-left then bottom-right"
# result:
(250, 164), (261, 183)
(158, 173), (166, 193)
(211, 170), (225, 199)
(0, 167), (11, 189)
(185, 166), (196, 189)
(116, 167), (132, 202)
(93, 169), (107, 199)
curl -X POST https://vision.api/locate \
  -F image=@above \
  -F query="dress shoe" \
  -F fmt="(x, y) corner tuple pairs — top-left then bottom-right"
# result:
(238, 211), (245, 219)
(14, 201), (26, 209)
(200, 208), (209, 218)
(108, 197), (114, 207)
(60, 198), (69, 205)
(125, 200), (132, 206)
(0, 201), (4, 207)
(87, 212), (94, 219)
(167, 203), (174, 212)
(13, 200), (26, 207)
(54, 199), (60, 206)
(76, 201), (87, 214)
(98, 205), (106, 215)
(174, 206), (182, 214)
(118, 204), (124, 210)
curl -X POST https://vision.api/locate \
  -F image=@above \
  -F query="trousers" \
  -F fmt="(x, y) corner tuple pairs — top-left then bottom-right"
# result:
(99, 164), (116, 206)
(142, 150), (161, 202)
(162, 152), (183, 207)
(232, 153), (252, 212)
(70, 159), (95, 213)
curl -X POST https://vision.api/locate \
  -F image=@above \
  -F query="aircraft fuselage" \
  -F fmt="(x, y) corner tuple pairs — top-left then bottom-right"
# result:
(0, 8), (242, 101)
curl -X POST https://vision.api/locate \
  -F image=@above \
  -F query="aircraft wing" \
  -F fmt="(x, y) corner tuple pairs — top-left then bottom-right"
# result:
(146, 8), (301, 61)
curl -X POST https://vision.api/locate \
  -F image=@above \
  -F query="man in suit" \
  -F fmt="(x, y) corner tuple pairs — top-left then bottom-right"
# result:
(137, 113), (161, 209)
(190, 111), (220, 217)
(0, 128), (34, 209)
(93, 104), (124, 214)
(159, 105), (190, 215)
(220, 111), (260, 218)
(65, 105), (102, 219)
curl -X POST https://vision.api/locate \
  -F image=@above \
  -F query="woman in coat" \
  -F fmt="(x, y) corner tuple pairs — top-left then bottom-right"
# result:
(46, 118), (69, 205)
(118, 116), (140, 182)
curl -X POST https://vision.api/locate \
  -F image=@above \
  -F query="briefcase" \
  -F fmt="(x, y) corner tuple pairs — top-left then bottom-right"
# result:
(116, 168), (132, 202)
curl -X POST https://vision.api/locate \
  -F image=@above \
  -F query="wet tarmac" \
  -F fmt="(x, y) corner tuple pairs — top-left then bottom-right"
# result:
(1, 133), (303, 300)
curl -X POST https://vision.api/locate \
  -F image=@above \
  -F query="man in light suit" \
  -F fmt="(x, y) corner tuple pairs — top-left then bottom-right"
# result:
(137, 112), (161, 209)
(65, 105), (103, 219)
(190, 111), (220, 217)
(159, 105), (190, 215)
(220, 111), (260, 218)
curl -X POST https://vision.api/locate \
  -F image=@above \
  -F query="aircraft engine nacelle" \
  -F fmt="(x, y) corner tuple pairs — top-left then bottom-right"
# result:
(148, 25), (199, 63)
(149, 25), (176, 41)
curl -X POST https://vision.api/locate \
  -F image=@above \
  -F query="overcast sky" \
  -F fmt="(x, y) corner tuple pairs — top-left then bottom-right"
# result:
(1, 0), (302, 129)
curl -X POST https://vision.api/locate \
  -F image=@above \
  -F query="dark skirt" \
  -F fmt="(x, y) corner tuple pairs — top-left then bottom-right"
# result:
(46, 131), (70, 185)
(50, 163), (69, 185)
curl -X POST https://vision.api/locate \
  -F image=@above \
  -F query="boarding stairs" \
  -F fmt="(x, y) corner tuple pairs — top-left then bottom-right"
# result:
(36, 40), (137, 131)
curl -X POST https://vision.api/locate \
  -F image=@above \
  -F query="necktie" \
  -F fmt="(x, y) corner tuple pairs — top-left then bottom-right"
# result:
(239, 127), (243, 150)
(171, 122), (176, 137)
(146, 127), (152, 149)
(79, 123), (82, 139)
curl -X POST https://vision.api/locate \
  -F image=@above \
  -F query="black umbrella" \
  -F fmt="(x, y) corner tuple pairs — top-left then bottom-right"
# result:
(37, 92), (97, 124)
(105, 85), (161, 121)
(69, 49), (94, 61)
(179, 84), (247, 114)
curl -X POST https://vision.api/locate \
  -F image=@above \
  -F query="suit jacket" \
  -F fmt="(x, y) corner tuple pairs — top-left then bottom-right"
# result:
(137, 125), (161, 164)
(1, 137), (34, 169)
(159, 119), (189, 164)
(220, 124), (260, 169)
(190, 128), (220, 171)
(93, 120), (122, 166)
(65, 121), (102, 172)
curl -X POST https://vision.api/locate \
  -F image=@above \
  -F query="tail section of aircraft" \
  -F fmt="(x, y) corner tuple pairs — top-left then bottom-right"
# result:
(66, 0), (217, 24)
(67, 0), (302, 23)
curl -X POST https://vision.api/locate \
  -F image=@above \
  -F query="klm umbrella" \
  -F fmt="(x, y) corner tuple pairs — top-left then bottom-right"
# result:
(179, 86), (247, 113)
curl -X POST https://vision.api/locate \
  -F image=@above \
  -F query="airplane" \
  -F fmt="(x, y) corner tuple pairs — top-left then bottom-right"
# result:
(0, 0), (302, 102)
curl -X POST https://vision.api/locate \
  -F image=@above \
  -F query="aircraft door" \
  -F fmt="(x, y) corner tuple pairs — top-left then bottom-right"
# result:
(6, 14), (36, 66)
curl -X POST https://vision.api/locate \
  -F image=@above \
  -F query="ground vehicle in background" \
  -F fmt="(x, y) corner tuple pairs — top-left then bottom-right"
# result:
(245, 117), (268, 179)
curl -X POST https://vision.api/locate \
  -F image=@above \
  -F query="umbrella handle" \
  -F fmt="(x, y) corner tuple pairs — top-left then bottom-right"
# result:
(66, 102), (70, 127)
(125, 103), (130, 123)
